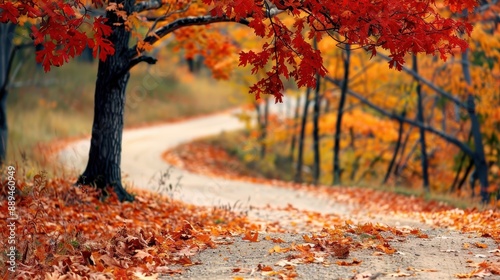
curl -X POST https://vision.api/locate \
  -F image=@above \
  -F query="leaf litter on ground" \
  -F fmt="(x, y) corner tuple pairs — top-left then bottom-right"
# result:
(0, 140), (497, 278)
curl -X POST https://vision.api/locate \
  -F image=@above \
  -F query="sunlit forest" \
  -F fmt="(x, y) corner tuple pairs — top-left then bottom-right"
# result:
(206, 5), (500, 204)
(1, 1), (499, 279)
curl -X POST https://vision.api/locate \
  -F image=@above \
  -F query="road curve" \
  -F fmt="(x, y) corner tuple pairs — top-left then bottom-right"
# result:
(57, 106), (352, 217)
(56, 107), (496, 280)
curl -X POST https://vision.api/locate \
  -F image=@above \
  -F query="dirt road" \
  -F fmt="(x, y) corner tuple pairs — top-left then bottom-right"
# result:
(57, 109), (498, 280)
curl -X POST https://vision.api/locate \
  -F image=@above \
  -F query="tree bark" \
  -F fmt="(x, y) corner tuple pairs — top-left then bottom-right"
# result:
(76, 0), (134, 202)
(289, 94), (301, 161)
(450, 131), (472, 192)
(461, 50), (489, 203)
(312, 82), (321, 184)
(413, 55), (430, 192)
(333, 45), (350, 185)
(0, 23), (16, 165)
(260, 97), (269, 159)
(295, 87), (311, 183)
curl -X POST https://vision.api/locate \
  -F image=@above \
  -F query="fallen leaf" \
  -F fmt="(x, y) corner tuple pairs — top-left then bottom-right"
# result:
(475, 243), (488, 249)
(242, 231), (259, 242)
(336, 259), (362, 266)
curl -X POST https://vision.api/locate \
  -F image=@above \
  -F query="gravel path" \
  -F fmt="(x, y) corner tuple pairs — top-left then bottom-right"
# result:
(57, 109), (499, 280)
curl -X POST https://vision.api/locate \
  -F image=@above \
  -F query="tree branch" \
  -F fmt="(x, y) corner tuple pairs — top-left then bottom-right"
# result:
(134, 0), (164, 13)
(128, 15), (249, 59)
(324, 75), (475, 157)
(376, 53), (466, 109)
(128, 55), (157, 70)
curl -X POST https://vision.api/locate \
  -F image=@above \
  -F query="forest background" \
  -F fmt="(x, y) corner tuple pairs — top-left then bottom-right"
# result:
(1, 0), (499, 205)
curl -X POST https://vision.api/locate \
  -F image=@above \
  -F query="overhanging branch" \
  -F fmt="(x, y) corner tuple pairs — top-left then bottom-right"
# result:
(324, 75), (475, 157)
(128, 15), (249, 59)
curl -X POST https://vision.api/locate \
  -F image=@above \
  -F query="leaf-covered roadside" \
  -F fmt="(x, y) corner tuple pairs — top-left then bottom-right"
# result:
(1, 174), (499, 279)
(0, 176), (257, 279)
(162, 140), (500, 243)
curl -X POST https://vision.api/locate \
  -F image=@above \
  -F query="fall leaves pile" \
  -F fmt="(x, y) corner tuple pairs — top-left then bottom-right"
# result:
(1, 166), (499, 278)
(0, 176), (255, 278)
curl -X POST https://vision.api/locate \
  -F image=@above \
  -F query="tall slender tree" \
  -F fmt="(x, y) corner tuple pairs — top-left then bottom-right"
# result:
(333, 45), (350, 185)
(413, 55), (430, 192)
(461, 49), (489, 202)
(295, 87), (311, 183)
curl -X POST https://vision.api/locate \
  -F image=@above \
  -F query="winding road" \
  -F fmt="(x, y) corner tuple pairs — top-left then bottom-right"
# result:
(57, 105), (352, 217)
(56, 107), (498, 280)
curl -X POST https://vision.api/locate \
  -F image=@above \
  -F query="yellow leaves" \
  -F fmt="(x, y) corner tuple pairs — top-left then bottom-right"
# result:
(269, 245), (292, 254)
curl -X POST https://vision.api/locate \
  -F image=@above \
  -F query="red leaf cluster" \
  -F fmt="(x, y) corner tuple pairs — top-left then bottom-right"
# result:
(0, 176), (256, 278)
(0, 1), (114, 72)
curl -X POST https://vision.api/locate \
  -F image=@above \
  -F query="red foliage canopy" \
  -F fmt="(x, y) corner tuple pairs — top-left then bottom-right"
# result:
(0, 0), (476, 101)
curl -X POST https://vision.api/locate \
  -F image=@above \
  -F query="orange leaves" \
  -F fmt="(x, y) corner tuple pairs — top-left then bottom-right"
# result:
(242, 230), (259, 242)
(336, 259), (362, 266)
(0, 176), (255, 277)
(375, 242), (396, 255)
(474, 242), (488, 249)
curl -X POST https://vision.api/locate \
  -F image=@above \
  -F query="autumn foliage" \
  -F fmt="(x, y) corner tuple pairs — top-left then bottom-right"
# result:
(2, 173), (498, 278)
(0, 175), (257, 278)
(0, 0), (478, 100)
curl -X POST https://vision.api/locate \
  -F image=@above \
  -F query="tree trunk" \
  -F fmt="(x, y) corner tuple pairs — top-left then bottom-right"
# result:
(0, 23), (16, 165)
(312, 76), (321, 185)
(450, 131), (472, 192)
(295, 87), (311, 183)
(76, 0), (134, 202)
(260, 97), (269, 159)
(461, 50), (489, 203)
(457, 158), (474, 193)
(413, 55), (430, 192)
(289, 94), (301, 161)
(383, 109), (405, 184)
(333, 45), (350, 185)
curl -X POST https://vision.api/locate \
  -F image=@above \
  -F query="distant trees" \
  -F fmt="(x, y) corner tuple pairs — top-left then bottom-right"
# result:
(0, 22), (32, 165)
(245, 2), (499, 203)
(1, 0), (481, 201)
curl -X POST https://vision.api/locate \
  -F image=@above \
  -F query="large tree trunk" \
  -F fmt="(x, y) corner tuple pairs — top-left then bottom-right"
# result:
(76, 0), (134, 202)
(413, 55), (430, 192)
(0, 23), (16, 165)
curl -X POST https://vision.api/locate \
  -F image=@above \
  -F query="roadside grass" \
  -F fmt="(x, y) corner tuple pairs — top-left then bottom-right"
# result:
(7, 59), (245, 171)
(200, 130), (489, 209)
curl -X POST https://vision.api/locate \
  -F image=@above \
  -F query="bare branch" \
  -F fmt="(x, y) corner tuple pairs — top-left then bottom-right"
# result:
(376, 53), (466, 109)
(324, 75), (475, 157)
